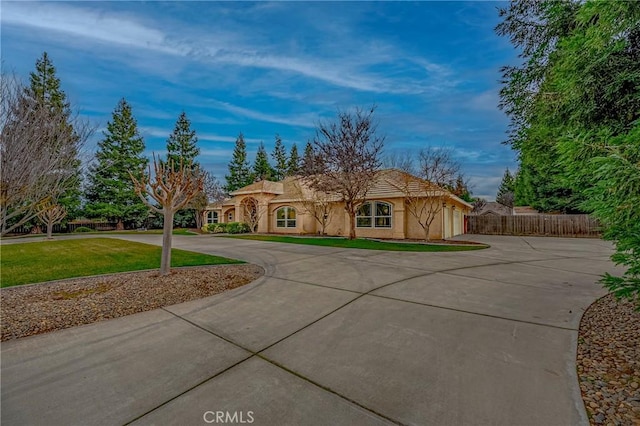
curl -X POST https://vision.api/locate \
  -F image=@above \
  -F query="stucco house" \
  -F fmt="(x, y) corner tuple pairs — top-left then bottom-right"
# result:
(204, 169), (472, 240)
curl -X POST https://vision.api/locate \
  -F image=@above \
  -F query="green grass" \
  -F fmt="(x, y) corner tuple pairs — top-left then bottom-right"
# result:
(0, 238), (243, 287)
(102, 228), (198, 236)
(5, 228), (198, 239)
(224, 234), (487, 252)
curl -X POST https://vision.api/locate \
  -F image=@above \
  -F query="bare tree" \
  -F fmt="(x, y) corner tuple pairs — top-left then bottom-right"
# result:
(303, 106), (384, 239)
(292, 180), (334, 235)
(388, 146), (461, 241)
(37, 201), (66, 239)
(472, 198), (487, 213)
(0, 75), (91, 236)
(382, 151), (415, 172)
(130, 155), (204, 275)
(240, 197), (266, 233)
(192, 172), (225, 229)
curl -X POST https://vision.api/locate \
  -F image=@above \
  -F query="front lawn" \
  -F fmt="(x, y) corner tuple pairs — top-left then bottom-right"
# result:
(223, 234), (487, 252)
(0, 238), (243, 287)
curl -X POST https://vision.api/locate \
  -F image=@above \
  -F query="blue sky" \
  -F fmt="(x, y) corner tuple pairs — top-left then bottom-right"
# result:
(2, 1), (519, 200)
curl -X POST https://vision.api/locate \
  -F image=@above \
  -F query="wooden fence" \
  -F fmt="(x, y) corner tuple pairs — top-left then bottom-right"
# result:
(467, 214), (601, 238)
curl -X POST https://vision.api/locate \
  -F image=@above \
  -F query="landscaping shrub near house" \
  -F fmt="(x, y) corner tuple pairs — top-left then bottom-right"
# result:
(73, 226), (92, 233)
(226, 222), (251, 234)
(203, 222), (250, 234)
(207, 223), (228, 233)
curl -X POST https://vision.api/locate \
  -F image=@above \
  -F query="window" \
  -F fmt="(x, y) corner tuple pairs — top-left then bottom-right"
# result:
(276, 206), (296, 228)
(356, 201), (392, 228)
(207, 211), (219, 224)
(228, 212), (234, 222)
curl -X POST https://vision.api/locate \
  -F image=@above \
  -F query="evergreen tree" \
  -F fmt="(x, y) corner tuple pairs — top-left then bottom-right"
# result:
(225, 133), (253, 191)
(449, 174), (473, 203)
(27, 52), (82, 218)
(28, 52), (70, 112)
(253, 142), (275, 181)
(85, 98), (148, 229)
(165, 112), (201, 228)
(496, 168), (516, 207)
(301, 141), (316, 171)
(271, 134), (288, 181)
(287, 143), (301, 176)
(166, 111), (199, 171)
(497, 0), (640, 302)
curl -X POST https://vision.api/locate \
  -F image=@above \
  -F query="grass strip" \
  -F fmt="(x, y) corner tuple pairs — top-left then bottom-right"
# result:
(224, 234), (486, 252)
(1, 238), (242, 287)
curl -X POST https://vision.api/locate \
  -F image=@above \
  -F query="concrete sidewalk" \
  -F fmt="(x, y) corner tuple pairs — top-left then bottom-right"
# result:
(1, 235), (620, 425)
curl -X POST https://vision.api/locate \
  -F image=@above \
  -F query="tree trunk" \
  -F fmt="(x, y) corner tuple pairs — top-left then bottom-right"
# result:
(160, 208), (174, 276)
(195, 209), (203, 230)
(116, 219), (124, 231)
(347, 208), (356, 240)
(46, 220), (53, 239)
(423, 224), (431, 242)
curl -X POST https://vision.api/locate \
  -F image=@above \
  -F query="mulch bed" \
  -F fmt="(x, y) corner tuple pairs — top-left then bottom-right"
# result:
(0, 264), (263, 341)
(577, 293), (640, 425)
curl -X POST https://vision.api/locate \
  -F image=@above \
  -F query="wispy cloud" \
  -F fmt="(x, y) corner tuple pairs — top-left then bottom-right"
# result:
(2, 2), (453, 95)
(205, 100), (318, 128)
(2, 3), (180, 55)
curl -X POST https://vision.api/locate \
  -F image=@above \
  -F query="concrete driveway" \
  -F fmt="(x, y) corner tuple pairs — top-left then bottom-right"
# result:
(1, 235), (621, 425)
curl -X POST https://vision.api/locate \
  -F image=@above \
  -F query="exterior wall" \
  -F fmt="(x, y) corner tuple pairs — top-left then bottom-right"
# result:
(353, 198), (402, 240)
(405, 200), (444, 240)
(268, 203), (309, 234)
(323, 203), (347, 237)
(222, 207), (235, 223)
(204, 191), (470, 239)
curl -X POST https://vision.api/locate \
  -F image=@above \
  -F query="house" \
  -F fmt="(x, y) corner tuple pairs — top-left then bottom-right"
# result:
(471, 201), (513, 216)
(204, 169), (472, 240)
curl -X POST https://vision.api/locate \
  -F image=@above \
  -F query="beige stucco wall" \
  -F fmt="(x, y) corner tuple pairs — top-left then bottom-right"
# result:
(204, 194), (470, 239)
(267, 202), (313, 234)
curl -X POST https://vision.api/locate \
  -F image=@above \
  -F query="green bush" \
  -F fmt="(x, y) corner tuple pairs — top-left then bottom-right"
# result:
(74, 226), (93, 233)
(226, 222), (250, 234)
(207, 223), (228, 233)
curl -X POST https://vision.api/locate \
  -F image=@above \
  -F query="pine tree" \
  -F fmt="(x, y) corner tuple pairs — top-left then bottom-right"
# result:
(287, 143), (301, 176)
(301, 141), (316, 172)
(28, 52), (69, 112)
(253, 142), (275, 181)
(271, 134), (288, 181)
(225, 133), (254, 192)
(166, 111), (199, 171)
(85, 98), (148, 229)
(496, 168), (516, 207)
(27, 52), (82, 218)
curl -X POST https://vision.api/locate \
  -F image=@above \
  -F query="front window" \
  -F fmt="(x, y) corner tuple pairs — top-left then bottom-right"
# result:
(276, 207), (296, 228)
(207, 211), (219, 224)
(356, 201), (392, 228)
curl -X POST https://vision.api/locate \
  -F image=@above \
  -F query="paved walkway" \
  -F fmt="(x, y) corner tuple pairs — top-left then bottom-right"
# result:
(1, 235), (621, 425)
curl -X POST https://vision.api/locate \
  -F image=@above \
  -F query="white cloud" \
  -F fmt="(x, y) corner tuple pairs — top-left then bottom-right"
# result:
(205, 100), (317, 128)
(2, 3), (181, 55)
(2, 2), (453, 95)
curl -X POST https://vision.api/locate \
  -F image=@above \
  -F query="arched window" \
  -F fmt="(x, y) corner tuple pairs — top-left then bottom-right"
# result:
(276, 206), (296, 228)
(207, 211), (219, 224)
(356, 201), (392, 228)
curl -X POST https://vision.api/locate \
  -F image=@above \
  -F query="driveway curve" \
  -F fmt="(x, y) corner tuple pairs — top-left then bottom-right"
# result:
(1, 234), (621, 425)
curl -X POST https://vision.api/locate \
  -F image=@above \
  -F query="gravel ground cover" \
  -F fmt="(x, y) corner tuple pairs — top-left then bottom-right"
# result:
(578, 293), (640, 425)
(0, 264), (263, 341)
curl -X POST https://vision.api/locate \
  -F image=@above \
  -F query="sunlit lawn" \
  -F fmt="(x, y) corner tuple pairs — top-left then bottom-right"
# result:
(224, 234), (487, 252)
(0, 238), (242, 287)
